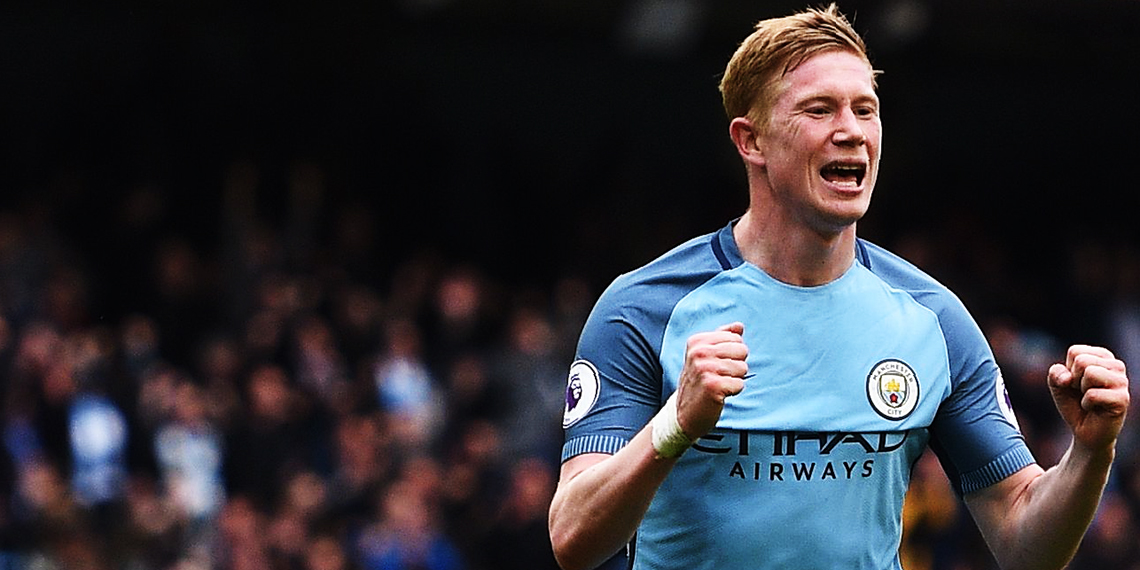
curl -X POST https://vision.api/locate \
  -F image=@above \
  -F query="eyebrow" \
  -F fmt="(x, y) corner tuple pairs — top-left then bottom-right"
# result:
(794, 93), (879, 108)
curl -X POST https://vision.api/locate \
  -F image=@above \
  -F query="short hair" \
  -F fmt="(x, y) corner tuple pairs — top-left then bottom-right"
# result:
(719, 4), (877, 131)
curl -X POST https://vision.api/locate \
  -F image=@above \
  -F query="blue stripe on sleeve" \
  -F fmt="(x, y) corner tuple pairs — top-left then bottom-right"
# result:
(958, 445), (1037, 495)
(562, 434), (629, 462)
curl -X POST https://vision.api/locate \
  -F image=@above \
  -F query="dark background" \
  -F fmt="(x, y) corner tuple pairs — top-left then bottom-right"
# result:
(2, 0), (1138, 331)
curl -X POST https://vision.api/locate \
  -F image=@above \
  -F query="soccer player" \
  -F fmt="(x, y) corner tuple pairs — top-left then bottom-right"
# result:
(547, 4), (1130, 570)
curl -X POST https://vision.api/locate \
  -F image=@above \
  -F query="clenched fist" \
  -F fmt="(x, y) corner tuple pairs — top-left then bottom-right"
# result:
(1047, 344), (1130, 453)
(674, 322), (750, 441)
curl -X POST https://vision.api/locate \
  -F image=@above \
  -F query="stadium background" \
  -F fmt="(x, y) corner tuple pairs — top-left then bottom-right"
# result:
(1, 1), (1138, 569)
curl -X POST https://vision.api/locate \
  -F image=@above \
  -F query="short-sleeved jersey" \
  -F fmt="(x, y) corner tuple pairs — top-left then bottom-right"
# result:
(560, 221), (1035, 570)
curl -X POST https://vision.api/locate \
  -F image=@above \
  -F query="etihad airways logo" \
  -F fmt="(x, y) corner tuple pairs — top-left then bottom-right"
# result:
(692, 430), (910, 482)
(692, 430), (909, 456)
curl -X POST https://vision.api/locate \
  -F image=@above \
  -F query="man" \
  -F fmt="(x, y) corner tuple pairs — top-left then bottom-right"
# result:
(547, 4), (1130, 570)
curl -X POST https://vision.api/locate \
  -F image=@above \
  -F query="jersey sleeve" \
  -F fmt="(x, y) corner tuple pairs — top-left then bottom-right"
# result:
(926, 293), (1038, 496)
(560, 277), (665, 463)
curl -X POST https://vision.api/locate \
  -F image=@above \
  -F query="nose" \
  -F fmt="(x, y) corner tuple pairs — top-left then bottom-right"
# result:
(831, 107), (866, 146)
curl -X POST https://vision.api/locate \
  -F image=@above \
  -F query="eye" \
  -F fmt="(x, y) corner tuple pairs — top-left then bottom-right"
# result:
(854, 105), (878, 118)
(805, 106), (831, 117)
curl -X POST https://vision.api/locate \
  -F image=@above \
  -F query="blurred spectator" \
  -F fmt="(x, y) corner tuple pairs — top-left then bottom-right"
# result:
(11, 458), (87, 565)
(439, 353), (500, 443)
(264, 470), (333, 570)
(60, 327), (128, 515)
(120, 315), (163, 382)
(118, 476), (183, 570)
(372, 318), (443, 450)
(421, 267), (497, 374)
(217, 496), (271, 570)
(305, 533), (359, 570)
(326, 413), (392, 528)
(328, 283), (384, 373)
(481, 457), (559, 570)
(153, 379), (226, 557)
(493, 306), (564, 461)
(68, 389), (129, 510)
(354, 475), (463, 570)
(191, 334), (245, 433)
(226, 364), (313, 511)
(292, 314), (352, 414)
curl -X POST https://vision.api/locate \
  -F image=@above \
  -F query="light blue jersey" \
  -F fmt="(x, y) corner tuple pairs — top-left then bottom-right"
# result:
(561, 221), (1035, 570)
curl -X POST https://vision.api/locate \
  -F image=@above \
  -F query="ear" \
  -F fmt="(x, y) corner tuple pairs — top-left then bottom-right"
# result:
(729, 117), (766, 168)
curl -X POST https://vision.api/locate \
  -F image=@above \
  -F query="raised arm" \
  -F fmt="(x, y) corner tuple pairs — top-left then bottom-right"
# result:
(548, 323), (749, 570)
(964, 345), (1129, 570)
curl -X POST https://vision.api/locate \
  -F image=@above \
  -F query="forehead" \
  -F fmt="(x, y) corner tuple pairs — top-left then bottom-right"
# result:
(777, 50), (877, 103)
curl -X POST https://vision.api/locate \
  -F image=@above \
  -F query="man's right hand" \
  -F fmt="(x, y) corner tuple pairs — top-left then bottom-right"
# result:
(675, 322), (750, 440)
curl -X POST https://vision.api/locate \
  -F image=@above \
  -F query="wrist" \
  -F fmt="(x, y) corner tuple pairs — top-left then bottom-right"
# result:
(652, 391), (695, 459)
(1069, 439), (1116, 470)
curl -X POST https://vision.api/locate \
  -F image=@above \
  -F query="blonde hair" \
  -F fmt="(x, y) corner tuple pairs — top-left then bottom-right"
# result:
(719, 4), (876, 131)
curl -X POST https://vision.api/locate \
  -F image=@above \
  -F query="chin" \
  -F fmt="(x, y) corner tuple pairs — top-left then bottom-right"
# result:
(815, 206), (869, 234)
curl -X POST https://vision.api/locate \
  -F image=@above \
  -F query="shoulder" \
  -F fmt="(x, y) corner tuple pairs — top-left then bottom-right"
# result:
(563, 229), (733, 451)
(575, 227), (732, 376)
(857, 239), (995, 373)
(592, 229), (732, 325)
(856, 239), (966, 317)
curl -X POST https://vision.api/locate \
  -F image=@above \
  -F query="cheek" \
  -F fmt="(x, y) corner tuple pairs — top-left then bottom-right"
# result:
(768, 125), (813, 166)
(867, 123), (883, 153)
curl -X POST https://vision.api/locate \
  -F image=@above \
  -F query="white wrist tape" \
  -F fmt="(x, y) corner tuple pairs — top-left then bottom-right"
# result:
(652, 392), (693, 458)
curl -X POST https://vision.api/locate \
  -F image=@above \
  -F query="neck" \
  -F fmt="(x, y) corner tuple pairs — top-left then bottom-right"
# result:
(733, 209), (857, 287)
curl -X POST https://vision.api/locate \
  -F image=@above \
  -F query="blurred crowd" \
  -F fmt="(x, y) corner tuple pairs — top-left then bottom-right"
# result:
(0, 159), (1138, 570)
(0, 160), (584, 570)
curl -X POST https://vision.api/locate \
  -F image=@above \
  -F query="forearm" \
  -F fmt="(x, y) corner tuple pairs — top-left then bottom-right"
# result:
(970, 441), (1114, 570)
(549, 426), (676, 570)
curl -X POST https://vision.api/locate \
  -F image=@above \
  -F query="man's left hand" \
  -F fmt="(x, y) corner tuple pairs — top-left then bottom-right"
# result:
(1048, 345), (1130, 453)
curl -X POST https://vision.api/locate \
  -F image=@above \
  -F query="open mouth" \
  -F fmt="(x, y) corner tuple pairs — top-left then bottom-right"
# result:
(820, 161), (866, 188)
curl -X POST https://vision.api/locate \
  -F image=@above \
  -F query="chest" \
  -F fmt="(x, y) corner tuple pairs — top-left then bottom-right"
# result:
(659, 266), (951, 433)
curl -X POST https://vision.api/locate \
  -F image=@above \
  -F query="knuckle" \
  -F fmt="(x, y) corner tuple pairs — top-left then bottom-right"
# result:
(687, 344), (712, 360)
(1073, 353), (1097, 370)
(690, 360), (718, 379)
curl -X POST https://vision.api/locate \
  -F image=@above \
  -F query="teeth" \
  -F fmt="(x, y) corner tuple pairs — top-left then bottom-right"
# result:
(821, 163), (864, 187)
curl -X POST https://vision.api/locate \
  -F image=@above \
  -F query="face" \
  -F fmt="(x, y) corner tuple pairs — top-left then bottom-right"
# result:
(752, 49), (881, 234)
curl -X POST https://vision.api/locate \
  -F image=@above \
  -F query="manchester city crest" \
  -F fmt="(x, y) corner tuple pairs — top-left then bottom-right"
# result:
(866, 359), (919, 421)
